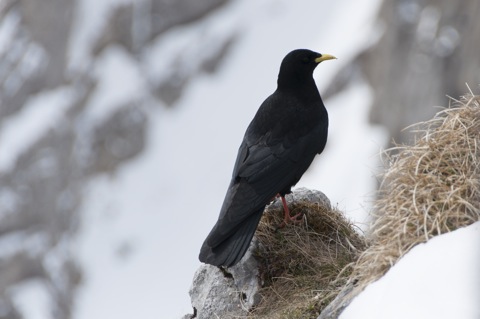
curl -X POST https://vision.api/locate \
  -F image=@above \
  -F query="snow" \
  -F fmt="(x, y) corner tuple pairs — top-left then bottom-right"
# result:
(0, 231), (49, 260)
(341, 221), (480, 319)
(9, 279), (53, 319)
(0, 87), (77, 173)
(142, 1), (239, 85)
(83, 45), (147, 125)
(68, 0), (134, 72)
(0, 8), (20, 57)
(0, 187), (19, 219)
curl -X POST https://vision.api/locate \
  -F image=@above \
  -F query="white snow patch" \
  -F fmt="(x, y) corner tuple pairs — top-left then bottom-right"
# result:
(0, 87), (76, 173)
(0, 231), (49, 260)
(142, 0), (242, 86)
(341, 221), (480, 319)
(68, 0), (134, 72)
(9, 279), (53, 319)
(145, 12), (227, 78)
(0, 8), (20, 57)
(83, 45), (147, 125)
(0, 187), (20, 219)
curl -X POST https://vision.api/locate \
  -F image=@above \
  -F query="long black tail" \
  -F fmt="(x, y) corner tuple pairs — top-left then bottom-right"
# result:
(199, 207), (264, 267)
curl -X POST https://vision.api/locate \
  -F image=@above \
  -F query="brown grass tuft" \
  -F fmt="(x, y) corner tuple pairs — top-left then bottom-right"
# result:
(250, 198), (365, 319)
(351, 92), (480, 291)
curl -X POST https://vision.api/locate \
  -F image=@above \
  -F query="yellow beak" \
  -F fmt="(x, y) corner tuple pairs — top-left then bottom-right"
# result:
(315, 54), (337, 63)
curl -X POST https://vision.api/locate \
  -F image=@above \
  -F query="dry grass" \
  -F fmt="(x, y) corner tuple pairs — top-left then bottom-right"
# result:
(250, 199), (365, 319)
(350, 91), (480, 290)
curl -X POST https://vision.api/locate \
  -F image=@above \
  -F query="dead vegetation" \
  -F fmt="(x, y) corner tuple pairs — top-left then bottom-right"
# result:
(250, 198), (365, 319)
(350, 92), (480, 291)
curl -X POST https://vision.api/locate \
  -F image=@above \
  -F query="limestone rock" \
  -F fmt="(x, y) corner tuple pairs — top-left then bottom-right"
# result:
(267, 187), (332, 211)
(187, 243), (261, 319)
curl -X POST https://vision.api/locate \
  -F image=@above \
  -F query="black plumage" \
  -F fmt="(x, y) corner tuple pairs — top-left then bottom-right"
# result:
(199, 49), (336, 267)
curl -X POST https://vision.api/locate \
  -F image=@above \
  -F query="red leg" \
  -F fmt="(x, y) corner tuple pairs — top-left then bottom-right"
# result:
(277, 195), (303, 227)
(281, 195), (291, 221)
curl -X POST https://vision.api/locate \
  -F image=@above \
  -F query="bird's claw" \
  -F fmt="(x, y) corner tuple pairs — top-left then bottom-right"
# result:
(287, 211), (304, 223)
(276, 211), (304, 229)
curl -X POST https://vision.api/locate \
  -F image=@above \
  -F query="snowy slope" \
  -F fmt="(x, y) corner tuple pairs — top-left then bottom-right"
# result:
(71, 0), (384, 318)
(341, 221), (480, 319)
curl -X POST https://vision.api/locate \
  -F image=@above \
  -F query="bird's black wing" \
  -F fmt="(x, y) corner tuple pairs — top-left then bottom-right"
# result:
(205, 93), (327, 249)
(235, 92), (327, 196)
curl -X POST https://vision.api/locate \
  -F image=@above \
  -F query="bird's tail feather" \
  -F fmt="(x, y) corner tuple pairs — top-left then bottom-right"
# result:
(199, 208), (263, 267)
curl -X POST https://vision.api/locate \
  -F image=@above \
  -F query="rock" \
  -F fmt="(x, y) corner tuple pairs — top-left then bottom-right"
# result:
(187, 242), (261, 319)
(317, 280), (360, 319)
(267, 187), (332, 211)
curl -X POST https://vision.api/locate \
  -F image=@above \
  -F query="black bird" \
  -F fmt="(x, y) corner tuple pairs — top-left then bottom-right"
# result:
(199, 49), (336, 267)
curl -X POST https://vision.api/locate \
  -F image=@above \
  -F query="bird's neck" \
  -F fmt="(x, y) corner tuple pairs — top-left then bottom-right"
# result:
(277, 74), (320, 100)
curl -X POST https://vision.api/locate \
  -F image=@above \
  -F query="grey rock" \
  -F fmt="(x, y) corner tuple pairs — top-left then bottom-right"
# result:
(317, 280), (362, 319)
(267, 187), (332, 211)
(188, 242), (261, 319)
(227, 239), (262, 307)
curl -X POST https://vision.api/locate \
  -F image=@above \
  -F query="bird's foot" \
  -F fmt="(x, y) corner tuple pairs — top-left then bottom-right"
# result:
(276, 212), (304, 229)
(286, 211), (304, 223)
(276, 194), (304, 228)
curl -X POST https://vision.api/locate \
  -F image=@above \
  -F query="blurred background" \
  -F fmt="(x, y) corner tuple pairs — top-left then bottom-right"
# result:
(0, 0), (478, 318)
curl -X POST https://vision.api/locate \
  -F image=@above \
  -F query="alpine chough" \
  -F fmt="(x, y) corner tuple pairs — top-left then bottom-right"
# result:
(199, 49), (336, 267)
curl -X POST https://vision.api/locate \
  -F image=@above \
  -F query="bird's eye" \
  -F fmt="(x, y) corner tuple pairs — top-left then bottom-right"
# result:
(302, 56), (310, 63)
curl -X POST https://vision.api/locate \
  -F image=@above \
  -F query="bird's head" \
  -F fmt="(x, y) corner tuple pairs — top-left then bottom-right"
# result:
(277, 49), (336, 89)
